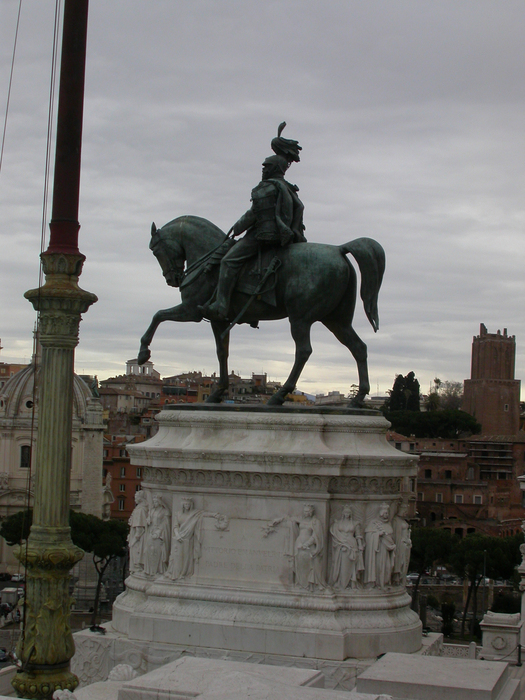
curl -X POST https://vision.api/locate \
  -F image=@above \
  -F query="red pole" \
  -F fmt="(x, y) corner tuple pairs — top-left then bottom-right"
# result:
(45, 0), (89, 256)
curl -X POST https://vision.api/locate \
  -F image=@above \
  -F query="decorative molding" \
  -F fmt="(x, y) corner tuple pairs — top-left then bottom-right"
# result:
(121, 578), (413, 613)
(38, 313), (81, 341)
(142, 467), (404, 495)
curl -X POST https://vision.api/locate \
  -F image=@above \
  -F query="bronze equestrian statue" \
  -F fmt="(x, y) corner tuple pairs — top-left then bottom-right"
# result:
(138, 125), (385, 407)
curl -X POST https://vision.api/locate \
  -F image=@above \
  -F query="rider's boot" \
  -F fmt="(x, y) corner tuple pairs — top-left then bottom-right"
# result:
(199, 265), (239, 321)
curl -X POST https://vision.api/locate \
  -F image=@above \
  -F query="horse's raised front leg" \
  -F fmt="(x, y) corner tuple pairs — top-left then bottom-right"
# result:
(206, 321), (230, 403)
(138, 303), (202, 365)
(321, 319), (370, 407)
(267, 319), (313, 406)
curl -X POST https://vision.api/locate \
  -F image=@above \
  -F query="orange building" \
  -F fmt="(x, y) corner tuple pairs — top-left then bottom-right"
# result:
(103, 436), (145, 520)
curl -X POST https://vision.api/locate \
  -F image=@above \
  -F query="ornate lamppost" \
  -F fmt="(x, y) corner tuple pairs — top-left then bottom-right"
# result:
(12, 2), (96, 697)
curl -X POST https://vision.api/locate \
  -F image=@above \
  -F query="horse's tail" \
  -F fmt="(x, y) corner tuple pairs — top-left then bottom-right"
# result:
(339, 238), (385, 332)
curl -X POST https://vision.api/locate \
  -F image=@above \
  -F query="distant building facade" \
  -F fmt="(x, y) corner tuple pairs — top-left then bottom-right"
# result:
(389, 433), (525, 537)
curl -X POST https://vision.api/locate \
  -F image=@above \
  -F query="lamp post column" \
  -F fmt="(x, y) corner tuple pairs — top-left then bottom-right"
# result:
(12, 1), (97, 697)
(14, 259), (96, 699)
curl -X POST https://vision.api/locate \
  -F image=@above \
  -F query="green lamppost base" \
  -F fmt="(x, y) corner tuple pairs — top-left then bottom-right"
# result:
(12, 668), (79, 700)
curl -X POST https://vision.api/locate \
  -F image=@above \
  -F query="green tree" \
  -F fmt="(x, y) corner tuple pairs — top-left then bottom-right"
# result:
(425, 392), (440, 412)
(450, 533), (521, 638)
(69, 511), (128, 628)
(385, 409), (481, 439)
(425, 379), (463, 412)
(440, 381), (463, 411)
(1, 509), (128, 629)
(409, 527), (455, 597)
(0, 509), (32, 545)
(385, 372), (421, 412)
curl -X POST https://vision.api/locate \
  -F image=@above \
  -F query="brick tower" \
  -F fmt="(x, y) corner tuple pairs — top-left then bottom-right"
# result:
(463, 323), (521, 435)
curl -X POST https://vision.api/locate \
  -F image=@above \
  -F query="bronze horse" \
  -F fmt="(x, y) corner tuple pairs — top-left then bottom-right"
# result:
(138, 215), (385, 406)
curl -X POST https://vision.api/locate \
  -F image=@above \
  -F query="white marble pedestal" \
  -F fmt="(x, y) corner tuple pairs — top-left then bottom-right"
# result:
(107, 406), (421, 673)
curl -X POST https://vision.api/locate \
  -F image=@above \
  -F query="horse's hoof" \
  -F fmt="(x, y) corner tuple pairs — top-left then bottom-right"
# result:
(267, 393), (285, 406)
(349, 393), (366, 408)
(137, 349), (151, 365)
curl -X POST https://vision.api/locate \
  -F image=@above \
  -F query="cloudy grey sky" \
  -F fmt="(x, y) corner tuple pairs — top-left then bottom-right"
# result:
(1, 1), (524, 398)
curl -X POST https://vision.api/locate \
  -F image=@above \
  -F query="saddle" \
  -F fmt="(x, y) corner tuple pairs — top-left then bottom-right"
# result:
(236, 246), (279, 307)
(181, 240), (279, 307)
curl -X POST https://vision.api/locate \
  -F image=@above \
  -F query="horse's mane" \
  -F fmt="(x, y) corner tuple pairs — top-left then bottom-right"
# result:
(164, 215), (226, 244)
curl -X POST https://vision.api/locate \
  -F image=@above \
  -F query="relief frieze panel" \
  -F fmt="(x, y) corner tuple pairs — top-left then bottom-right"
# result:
(142, 467), (403, 495)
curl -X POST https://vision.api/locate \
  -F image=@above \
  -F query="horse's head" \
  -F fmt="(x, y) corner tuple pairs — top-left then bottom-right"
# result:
(150, 222), (185, 287)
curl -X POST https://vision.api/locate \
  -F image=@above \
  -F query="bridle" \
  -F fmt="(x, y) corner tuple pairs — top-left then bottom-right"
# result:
(150, 233), (185, 287)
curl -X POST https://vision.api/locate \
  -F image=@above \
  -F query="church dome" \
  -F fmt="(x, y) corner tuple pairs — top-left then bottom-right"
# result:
(0, 360), (92, 423)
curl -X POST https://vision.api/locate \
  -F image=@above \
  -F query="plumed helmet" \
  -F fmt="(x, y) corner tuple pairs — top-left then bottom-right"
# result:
(271, 122), (302, 165)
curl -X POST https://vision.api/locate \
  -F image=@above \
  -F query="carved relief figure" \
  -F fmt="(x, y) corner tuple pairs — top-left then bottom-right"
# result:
(364, 503), (396, 589)
(392, 501), (412, 587)
(166, 497), (219, 580)
(266, 504), (325, 590)
(329, 505), (365, 590)
(292, 504), (325, 590)
(143, 494), (171, 577)
(128, 490), (149, 573)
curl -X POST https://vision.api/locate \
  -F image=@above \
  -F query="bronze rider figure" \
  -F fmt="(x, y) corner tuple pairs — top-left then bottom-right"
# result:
(200, 123), (306, 321)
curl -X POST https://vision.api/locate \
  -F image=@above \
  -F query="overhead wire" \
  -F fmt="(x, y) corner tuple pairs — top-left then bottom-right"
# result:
(0, 0), (22, 175)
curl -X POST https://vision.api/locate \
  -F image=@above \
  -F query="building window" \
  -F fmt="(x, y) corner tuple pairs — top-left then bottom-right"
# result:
(467, 467), (474, 480)
(424, 469), (432, 479)
(103, 449), (108, 458)
(445, 470), (452, 479)
(504, 404), (509, 412)
(136, 468), (142, 478)
(20, 445), (31, 469)
(435, 493), (443, 503)
(120, 466), (126, 477)
(135, 484), (141, 491)
(454, 494), (463, 504)
(474, 495), (482, 505)
(498, 473), (507, 480)
(417, 492), (423, 501)
(118, 498), (125, 511)
(119, 484), (126, 492)
(409, 443), (415, 451)
(119, 449), (127, 457)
